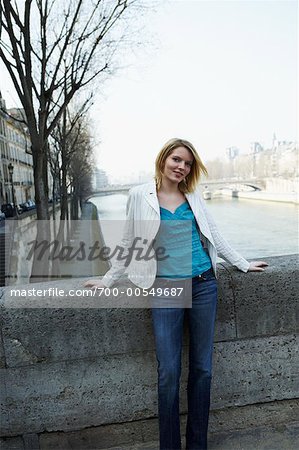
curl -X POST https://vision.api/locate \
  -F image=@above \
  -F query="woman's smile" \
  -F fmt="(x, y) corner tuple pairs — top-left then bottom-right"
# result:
(173, 171), (184, 177)
(162, 146), (194, 184)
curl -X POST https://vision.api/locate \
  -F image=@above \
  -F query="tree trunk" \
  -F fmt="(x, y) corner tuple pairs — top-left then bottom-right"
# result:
(30, 140), (51, 282)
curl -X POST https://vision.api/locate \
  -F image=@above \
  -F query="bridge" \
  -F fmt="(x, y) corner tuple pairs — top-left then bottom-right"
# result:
(91, 178), (265, 195)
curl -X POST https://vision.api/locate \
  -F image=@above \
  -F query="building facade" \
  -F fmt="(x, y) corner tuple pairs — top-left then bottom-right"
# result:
(0, 92), (34, 207)
(91, 168), (109, 190)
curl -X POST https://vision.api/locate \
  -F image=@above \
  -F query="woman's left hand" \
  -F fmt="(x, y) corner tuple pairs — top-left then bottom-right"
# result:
(248, 261), (269, 272)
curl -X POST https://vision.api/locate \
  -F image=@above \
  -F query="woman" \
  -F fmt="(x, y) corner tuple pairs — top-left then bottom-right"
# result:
(84, 138), (268, 450)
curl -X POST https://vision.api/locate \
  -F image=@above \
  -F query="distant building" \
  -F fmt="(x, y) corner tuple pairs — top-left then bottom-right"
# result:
(250, 142), (264, 154)
(240, 138), (298, 179)
(250, 142), (264, 177)
(226, 147), (239, 160)
(226, 147), (239, 177)
(0, 92), (34, 206)
(0, 93), (9, 205)
(6, 110), (34, 204)
(224, 137), (298, 180)
(91, 168), (109, 190)
(276, 141), (298, 177)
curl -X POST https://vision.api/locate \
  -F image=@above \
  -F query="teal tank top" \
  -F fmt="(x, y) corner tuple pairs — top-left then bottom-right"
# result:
(154, 201), (212, 279)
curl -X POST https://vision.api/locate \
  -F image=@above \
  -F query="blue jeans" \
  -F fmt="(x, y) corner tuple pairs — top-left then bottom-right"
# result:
(151, 268), (218, 450)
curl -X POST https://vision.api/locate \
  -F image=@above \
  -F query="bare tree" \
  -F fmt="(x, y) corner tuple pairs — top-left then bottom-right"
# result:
(0, 0), (143, 280)
(0, 0), (143, 218)
(68, 123), (94, 220)
(50, 94), (93, 222)
(49, 110), (94, 278)
(50, 97), (92, 236)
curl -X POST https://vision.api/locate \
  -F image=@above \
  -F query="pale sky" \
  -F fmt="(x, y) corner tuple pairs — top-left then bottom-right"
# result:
(91, 0), (298, 182)
(1, 0), (297, 183)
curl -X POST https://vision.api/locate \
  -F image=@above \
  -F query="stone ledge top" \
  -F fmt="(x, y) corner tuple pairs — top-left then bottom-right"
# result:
(0, 254), (298, 309)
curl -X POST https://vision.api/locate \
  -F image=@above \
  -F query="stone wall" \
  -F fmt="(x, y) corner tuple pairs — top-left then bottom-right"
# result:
(0, 254), (298, 447)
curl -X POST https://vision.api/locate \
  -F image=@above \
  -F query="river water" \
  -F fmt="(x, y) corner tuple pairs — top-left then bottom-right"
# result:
(90, 194), (298, 259)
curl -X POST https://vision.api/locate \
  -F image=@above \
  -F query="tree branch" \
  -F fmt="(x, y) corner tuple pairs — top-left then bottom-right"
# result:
(47, 0), (83, 98)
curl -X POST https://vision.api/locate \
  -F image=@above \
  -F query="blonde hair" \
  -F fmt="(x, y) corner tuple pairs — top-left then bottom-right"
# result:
(155, 138), (208, 193)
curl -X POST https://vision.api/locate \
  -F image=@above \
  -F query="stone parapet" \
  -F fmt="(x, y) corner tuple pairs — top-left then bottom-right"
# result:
(0, 254), (298, 445)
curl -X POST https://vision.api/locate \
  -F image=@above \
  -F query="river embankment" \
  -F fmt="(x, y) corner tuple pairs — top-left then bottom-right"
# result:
(215, 177), (298, 204)
(218, 189), (298, 204)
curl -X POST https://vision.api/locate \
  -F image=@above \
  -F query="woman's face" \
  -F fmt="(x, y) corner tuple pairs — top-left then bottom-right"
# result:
(162, 146), (194, 184)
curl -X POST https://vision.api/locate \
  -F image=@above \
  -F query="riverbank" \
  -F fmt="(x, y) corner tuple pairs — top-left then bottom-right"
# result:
(216, 189), (298, 204)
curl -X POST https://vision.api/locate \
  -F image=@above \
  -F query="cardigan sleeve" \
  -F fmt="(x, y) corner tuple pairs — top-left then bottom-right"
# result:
(199, 195), (250, 273)
(101, 189), (136, 287)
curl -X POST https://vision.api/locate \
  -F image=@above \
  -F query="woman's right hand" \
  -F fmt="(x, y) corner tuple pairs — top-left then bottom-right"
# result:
(83, 279), (106, 289)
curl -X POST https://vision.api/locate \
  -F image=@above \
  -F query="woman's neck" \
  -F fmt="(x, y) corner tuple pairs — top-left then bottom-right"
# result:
(158, 178), (181, 195)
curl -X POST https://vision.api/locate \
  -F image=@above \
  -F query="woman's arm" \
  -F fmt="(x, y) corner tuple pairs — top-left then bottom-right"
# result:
(84, 190), (136, 288)
(199, 195), (268, 272)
